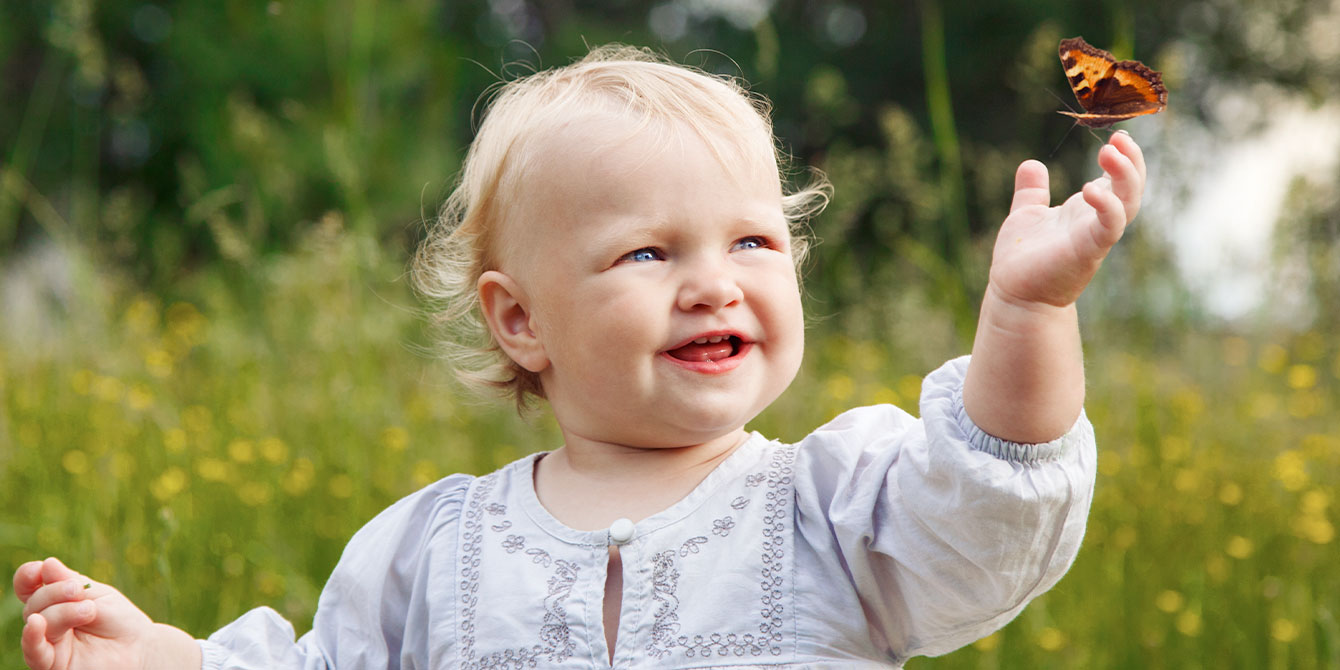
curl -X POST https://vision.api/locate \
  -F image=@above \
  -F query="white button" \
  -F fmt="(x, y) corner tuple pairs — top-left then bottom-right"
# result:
(609, 518), (635, 545)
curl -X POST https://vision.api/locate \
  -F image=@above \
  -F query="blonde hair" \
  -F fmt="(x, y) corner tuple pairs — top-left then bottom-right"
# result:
(413, 44), (830, 408)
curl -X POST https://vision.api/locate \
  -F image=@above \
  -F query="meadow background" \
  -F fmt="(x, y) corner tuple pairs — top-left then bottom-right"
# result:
(3, 0), (1339, 668)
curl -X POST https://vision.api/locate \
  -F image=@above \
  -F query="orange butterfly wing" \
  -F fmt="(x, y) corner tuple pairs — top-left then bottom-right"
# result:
(1058, 37), (1167, 128)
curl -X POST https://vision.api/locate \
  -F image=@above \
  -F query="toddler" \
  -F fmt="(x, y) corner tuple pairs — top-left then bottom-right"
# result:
(14, 44), (1145, 669)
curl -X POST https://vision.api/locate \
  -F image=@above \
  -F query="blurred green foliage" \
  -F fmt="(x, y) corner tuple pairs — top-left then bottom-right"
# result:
(4, 0), (1340, 667)
(1, 223), (1337, 667)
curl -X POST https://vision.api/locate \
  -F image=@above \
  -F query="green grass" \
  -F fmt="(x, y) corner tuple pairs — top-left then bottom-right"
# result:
(2, 229), (1337, 668)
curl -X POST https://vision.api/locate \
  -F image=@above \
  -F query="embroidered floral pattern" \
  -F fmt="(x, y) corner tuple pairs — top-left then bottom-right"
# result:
(468, 560), (578, 669)
(678, 536), (708, 557)
(643, 445), (797, 660)
(459, 471), (501, 667)
(538, 560), (579, 662)
(681, 632), (773, 658)
(525, 547), (554, 567)
(459, 473), (577, 669)
(712, 516), (735, 537)
(756, 445), (796, 655)
(645, 550), (682, 659)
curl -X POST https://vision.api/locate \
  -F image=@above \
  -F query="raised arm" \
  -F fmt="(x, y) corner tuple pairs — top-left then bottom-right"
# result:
(13, 557), (200, 670)
(963, 132), (1146, 443)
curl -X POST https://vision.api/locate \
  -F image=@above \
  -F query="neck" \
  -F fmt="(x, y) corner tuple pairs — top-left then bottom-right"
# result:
(534, 428), (749, 530)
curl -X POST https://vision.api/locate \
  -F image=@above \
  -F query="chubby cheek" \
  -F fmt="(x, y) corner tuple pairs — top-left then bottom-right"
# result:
(754, 274), (806, 382)
(774, 302), (806, 385)
(540, 291), (659, 374)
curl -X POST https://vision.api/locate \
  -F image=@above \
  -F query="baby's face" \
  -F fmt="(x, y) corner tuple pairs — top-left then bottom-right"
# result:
(500, 116), (804, 449)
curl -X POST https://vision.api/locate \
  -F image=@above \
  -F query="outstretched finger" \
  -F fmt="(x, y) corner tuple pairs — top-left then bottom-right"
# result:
(39, 557), (82, 586)
(35, 600), (98, 643)
(1010, 159), (1051, 212)
(1082, 179), (1129, 250)
(1097, 143), (1143, 221)
(22, 614), (56, 670)
(1110, 131), (1147, 182)
(13, 561), (45, 603)
(23, 578), (90, 620)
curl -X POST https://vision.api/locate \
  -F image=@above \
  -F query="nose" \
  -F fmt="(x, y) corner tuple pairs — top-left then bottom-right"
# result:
(676, 256), (743, 312)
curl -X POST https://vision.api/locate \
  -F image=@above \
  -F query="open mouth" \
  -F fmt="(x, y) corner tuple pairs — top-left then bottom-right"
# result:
(665, 334), (743, 363)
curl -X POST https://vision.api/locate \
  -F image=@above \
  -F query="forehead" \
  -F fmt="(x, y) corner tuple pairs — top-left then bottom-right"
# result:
(494, 113), (782, 258)
(534, 106), (776, 182)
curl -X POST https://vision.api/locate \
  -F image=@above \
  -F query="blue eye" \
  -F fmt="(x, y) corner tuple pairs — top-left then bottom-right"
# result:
(621, 248), (663, 263)
(733, 236), (767, 251)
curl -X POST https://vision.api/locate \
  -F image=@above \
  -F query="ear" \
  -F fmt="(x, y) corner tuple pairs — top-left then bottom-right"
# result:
(477, 270), (549, 373)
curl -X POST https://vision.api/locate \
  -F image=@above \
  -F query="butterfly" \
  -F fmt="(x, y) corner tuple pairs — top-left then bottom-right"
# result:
(1058, 36), (1167, 128)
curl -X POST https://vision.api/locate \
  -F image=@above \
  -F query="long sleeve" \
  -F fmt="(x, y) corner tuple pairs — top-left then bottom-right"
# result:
(198, 474), (472, 670)
(792, 356), (1096, 663)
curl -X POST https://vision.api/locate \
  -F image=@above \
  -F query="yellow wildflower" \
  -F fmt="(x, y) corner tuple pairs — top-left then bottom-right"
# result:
(1273, 450), (1308, 491)
(1286, 364), (1318, 389)
(825, 373), (854, 402)
(1036, 627), (1066, 651)
(165, 302), (206, 345)
(151, 467), (189, 502)
(1293, 515), (1334, 545)
(127, 384), (154, 411)
(1270, 619), (1299, 643)
(259, 437), (288, 463)
(182, 405), (213, 434)
(380, 426), (409, 453)
(1175, 610), (1202, 637)
(1258, 344), (1288, 374)
(227, 439), (255, 464)
(1155, 590), (1185, 613)
(870, 386), (899, 406)
(1226, 535), (1255, 559)
(1302, 489), (1331, 513)
(197, 458), (231, 483)
(123, 296), (159, 335)
(283, 458), (316, 496)
(61, 450), (90, 475)
(1218, 482), (1243, 506)
(1173, 468), (1200, 493)
(92, 376), (124, 403)
(412, 459), (441, 488)
(163, 428), (188, 453)
(145, 349), (173, 378)
(237, 481), (273, 506)
(972, 633), (1001, 652)
(328, 473), (355, 499)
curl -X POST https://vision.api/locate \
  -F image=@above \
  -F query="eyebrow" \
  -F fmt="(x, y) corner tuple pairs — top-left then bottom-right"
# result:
(591, 212), (787, 248)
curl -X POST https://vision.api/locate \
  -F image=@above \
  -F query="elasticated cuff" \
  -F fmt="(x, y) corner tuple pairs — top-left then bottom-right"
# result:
(951, 388), (1085, 465)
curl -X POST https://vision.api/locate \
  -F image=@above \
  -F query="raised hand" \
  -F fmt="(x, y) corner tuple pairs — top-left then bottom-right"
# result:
(988, 132), (1146, 309)
(13, 557), (198, 670)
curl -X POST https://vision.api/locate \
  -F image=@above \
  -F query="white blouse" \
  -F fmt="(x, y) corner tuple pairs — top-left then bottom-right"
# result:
(199, 357), (1096, 669)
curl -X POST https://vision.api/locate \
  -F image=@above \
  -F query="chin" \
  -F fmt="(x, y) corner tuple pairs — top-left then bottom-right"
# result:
(663, 402), (765, 443)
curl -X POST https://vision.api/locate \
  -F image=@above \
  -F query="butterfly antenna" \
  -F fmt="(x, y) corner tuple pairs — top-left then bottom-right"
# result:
(1047, 122), (1077, 158)
(1045, 86), (1079, 114)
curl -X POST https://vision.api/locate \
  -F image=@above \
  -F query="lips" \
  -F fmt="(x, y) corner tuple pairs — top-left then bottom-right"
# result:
(661, 332), (751, 373)
(666, 334), (741, 362)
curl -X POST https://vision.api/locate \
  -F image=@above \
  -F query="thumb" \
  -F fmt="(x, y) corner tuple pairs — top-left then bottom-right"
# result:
(1010, 159), (1051, 212)
(39, 557), (82, 585)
